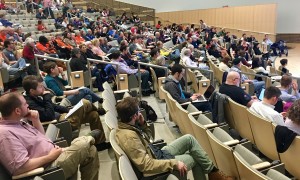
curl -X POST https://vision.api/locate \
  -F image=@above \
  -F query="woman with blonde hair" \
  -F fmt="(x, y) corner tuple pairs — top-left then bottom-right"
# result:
(91, 38), (106, 57)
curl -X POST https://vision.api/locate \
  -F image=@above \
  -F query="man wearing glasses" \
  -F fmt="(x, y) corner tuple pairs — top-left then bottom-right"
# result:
(115, 97), (232, 179)
(219, 71), (258, 107)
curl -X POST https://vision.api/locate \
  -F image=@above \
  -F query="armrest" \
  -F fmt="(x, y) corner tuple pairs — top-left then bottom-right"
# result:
(223, 139), (240, 146)
(54, 139), (68, 148)
(180, 102), (191, 106)
(12, 167), (44, 179)
(204, 123), (218, 129)
(196, 74), (203, 78)
(65, 85), (72, 90)
(41, 120), (57, 126)
(189, 111), (203, 116)
(252, 162), (272, 170)
(114, 89), (129, 94)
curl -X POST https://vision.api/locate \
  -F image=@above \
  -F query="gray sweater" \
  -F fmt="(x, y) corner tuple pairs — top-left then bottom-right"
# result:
(164, 75), (192, 104)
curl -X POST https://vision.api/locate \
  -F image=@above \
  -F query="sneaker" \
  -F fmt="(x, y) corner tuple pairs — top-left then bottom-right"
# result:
(97, 107), (106, 115)
(142, 91), (150, 96)
(98, 98), (104, 104)
(95, 142), (112, 151)
(147, 89), (156, 94)
(208, 170), (235, 180)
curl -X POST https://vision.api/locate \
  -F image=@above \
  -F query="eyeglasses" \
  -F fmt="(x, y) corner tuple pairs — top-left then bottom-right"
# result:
(233, 78), (240, 81)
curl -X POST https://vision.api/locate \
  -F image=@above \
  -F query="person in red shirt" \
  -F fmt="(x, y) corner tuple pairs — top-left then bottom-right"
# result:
(36, 20), (50, 33)
(22, 37), (42, 75)
(74, 31), (85, 45)
(156, 21), (162, 29)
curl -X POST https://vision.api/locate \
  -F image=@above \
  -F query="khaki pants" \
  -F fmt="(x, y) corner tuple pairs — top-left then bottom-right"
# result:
(51, 136), (99, 180)
(60, 99), (106, 144)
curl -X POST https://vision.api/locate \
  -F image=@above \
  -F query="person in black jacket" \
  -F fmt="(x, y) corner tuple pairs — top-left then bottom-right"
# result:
(70, 48), (87, 71)
(71, 45), (108, 92)
(22, 75), (111, 151)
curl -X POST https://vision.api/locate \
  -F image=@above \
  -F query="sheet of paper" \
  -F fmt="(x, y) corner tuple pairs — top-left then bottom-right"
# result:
(65, 100), (83, 119)
(77, 86), (86, 90)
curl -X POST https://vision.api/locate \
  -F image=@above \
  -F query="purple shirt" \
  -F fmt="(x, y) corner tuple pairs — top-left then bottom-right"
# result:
(112, 59), (138, 74)
(0, 120), (54, 175)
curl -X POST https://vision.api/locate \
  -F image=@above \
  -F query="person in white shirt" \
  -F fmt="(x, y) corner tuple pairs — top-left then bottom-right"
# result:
(219, 55), (231, 72)
(250, 86), (285, 126)
(181, 47), (208, 70)
(181, 48), (196, 67)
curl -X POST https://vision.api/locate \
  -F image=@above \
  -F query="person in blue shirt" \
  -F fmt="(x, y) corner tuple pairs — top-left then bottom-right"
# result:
(43, 61), (104, 107)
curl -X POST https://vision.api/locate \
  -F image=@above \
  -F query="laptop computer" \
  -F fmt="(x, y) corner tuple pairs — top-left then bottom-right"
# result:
(258, 88), (265, 101)
(195, 85), (216, 102)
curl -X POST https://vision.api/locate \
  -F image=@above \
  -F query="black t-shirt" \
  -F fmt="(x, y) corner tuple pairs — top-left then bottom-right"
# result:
(219, 83), (251, 106)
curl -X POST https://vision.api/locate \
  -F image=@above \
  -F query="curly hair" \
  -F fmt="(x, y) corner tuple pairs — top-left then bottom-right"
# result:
(287, 100), (300, 124)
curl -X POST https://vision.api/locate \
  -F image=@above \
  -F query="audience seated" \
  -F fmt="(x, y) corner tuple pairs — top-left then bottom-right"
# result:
(0, 50), (27, 79)
(279, 75), (300, 102)
(6, 27), (22, 43)
(43, 61), (104, 108)
(149, 48), (166, 78)
(37, 20), (51, 33)
(22, 37), (39, 75)
(250, 86), (285, 125)
(0, 13), (13, 27)
(110, 50), (155, 96)
(36, 8), (47, 19)
(230, 58), (265, 96)
(251, 57), (268, 75)
(22, 75), (111, 150)
(2, 39), (27, 78)
(120, 45), (138, 68)
(0, 92), (100, 179)
(285, 100), (300, 134)
(164, 64), (212, 112)
(63, 32), (77, 49)
(115, 97), (232, 179)
(99, 37), (110, 53)
(279, 59), (291, 75)
(219, 71), (257, 107)
(91, 38), (106, 57)
(218, 55), (231, 72)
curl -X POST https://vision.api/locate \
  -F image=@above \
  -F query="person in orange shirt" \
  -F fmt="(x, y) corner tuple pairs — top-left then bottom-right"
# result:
(0, 26), (9, 43)
(53, 33), (72, 59)
(74, 31), (85, 45)
(36, 35), (67, 60)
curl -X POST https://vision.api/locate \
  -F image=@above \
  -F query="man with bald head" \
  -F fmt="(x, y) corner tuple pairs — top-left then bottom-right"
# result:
(219, 71), (258, 107)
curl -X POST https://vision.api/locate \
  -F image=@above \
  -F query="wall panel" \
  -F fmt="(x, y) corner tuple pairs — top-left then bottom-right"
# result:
(156, 3), (276, 34)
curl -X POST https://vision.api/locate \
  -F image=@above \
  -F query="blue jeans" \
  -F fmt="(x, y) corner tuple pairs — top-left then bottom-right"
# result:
(162, 134), (214, 180)
(9, 58), (27, 78)
(192, 101), (212, 112)
(252, 80), (265, 97)
(135, 70), (150, 91)
(67, 87), (101, 106)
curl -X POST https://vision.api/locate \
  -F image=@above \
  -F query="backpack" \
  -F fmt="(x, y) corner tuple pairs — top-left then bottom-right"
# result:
(139, 100), (157, 122)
